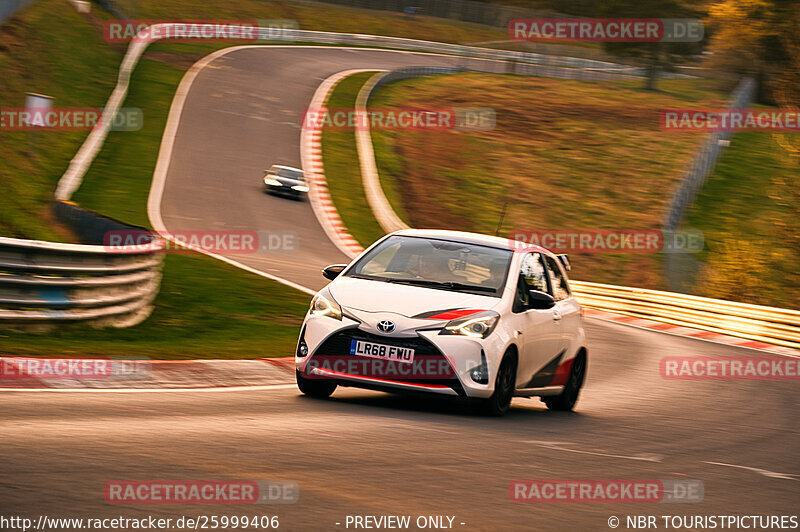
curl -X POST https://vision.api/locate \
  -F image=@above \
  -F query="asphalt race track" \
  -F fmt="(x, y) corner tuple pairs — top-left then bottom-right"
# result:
(158, 47), (501, 289)
(1, 47), (798, 531)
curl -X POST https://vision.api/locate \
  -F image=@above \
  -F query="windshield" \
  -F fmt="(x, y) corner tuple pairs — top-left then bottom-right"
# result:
(346, 235), (512, 297)
(275, 167), (303, 180)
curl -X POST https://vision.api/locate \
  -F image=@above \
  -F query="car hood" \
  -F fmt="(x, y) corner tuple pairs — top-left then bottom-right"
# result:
(329, 276), (501, 318)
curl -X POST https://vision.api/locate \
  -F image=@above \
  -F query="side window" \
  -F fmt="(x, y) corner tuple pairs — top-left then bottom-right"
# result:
(514, 253), (549, 311)
(544, 256), (571, 301)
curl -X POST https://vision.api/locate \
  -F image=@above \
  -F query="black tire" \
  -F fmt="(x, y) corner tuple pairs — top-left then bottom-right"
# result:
(543, 352), (586, 411)
(482, 355), (517, 417)
(296, 370), (337, 398)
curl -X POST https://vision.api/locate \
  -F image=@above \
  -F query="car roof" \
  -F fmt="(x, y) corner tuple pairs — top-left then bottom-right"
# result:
(390, 229), (550, 255)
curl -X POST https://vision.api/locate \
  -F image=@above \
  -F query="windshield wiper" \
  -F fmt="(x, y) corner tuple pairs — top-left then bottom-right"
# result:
(386, 278), (497, 293)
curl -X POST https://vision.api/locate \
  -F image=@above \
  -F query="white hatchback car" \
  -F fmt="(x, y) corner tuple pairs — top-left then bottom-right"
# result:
(295, 229), (587, 415)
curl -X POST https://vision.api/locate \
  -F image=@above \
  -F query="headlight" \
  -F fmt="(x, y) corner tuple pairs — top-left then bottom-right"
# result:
(264, 178), (282, 186)
(309, 289), (342, 320)
(439, 310), (500, 339)
(291, 185), (309, 192)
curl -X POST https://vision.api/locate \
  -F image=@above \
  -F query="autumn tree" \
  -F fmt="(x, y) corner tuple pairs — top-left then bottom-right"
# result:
(595, 0), (704, 90)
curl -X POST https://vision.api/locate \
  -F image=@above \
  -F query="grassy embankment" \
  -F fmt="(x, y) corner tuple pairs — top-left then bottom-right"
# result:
(685, 131), (800, 309)
(323, 71), (729, 291)
(321, 71), (799, 307)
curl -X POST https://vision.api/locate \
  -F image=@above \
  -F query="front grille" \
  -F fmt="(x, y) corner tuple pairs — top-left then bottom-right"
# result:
(310, 327), (464, 395)
(317, 328), (441, 355)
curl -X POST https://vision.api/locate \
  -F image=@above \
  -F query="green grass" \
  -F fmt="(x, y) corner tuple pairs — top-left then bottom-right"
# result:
(370, 125), (410, 227)
(685, 130), (800, 309)
(321, 71), (387, 248)
(0, 0), (522, 357)
(71, 57), (182, 224)
(0, 0), (122, 240)
(68, 46), (312, 359)
(365, 72), (729, 290)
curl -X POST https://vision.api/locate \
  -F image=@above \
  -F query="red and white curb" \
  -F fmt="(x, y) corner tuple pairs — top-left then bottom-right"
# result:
(584, 308), (800, 358)
(0, 357), (296, 390)
(301, 70), (372, 259)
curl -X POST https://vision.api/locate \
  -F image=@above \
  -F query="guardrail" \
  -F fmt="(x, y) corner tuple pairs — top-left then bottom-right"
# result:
(289, 0), (560, 28)
(288, 28), (692, 79)
(0, 233), (163, 329)
(572, 281), (800, 349)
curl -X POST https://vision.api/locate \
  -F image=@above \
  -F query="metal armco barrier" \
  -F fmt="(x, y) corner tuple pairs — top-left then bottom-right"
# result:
(56, 24), (688, 203)
(0, 235), (163, 329)
(572, 281), (800, 349)
(285, 29), (690, 78)
(279, 0), (557, 29)
(0, 202), (164, 329)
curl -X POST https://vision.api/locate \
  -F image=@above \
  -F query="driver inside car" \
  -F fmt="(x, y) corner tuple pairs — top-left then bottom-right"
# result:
(416, 253), (452, 282)
(483, 258), (508, 289)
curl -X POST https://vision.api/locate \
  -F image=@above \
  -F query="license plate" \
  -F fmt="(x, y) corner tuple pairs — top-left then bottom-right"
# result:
(349, 340), (415, 364)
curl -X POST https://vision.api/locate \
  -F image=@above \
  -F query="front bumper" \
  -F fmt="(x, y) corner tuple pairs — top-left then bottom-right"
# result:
(264, 184), (305, 198)
(296, 314), (509, 399)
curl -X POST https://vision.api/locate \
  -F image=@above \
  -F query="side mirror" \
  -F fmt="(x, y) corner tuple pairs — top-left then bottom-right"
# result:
(527, 289), (555, 309)
(322, 264), (347, 280)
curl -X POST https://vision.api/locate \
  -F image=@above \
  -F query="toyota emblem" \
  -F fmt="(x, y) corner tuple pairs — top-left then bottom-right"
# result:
(377, 320), (396, 333)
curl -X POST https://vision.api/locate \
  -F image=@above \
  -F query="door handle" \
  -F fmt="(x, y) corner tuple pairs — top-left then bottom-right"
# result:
(552, 310), (562, 321)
